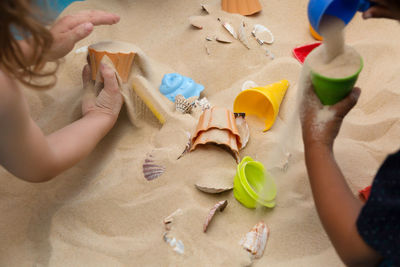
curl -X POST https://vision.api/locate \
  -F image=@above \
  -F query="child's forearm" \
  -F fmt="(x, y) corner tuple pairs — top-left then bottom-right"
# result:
(304, 143), (381, 266)
(45, 111), (117, 176)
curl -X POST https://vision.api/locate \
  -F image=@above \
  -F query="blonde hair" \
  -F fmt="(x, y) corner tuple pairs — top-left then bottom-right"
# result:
(0, 0), (58, 89)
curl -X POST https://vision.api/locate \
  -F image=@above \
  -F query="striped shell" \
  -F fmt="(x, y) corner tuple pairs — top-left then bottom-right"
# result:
(175, 95), (196, 114)
(142, 154), (165, 181)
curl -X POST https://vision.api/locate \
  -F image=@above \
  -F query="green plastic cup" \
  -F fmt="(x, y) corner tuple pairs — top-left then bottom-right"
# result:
(311, 56), (363, 105)
(233, 156), (277, 209)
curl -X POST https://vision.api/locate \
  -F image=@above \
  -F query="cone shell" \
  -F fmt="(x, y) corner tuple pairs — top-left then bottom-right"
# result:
(221, 0), (262, 16)
(88, 41), (136, 83)
(192, 107), (242, 149)
(240, 221), (269, 259)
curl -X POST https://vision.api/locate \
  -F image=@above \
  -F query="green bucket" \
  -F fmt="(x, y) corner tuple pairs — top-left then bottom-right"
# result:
(233, 156), (277, 209)
(311, 56), (363, 105)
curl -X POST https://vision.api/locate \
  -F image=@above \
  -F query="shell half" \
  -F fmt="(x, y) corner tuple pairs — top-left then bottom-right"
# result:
(240, 221), (269, 259)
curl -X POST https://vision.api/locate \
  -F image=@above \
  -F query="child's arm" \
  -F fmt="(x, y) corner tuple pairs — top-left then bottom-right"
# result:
(300, 85), (382, 266)
(363, 0), (400, 20)
(0, 64), (122, 182)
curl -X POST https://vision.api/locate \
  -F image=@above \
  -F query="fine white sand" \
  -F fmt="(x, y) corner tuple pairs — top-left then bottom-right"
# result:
(1, 0), (400, 266)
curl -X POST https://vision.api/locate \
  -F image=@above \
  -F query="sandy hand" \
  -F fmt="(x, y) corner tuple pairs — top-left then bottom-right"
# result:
(363, 0), (400, 21)
(300, 81), (361, 149)
(82, 63), (123, 118)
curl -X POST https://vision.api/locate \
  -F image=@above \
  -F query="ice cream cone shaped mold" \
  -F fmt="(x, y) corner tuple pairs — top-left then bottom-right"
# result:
(159, 73), (204, 102)
(233, 80), (289, 132)
(221, 0), (262, 16)
(191, 106), (242, 148)
(88, 41), (136, 83)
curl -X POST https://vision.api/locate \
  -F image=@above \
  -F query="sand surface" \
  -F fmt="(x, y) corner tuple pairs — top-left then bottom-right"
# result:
(1, 0), (400, 266)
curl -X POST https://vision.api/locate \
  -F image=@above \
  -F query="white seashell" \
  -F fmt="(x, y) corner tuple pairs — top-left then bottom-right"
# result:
(252, 24), (274, 45)
(203, 200), (228, 232)
(75, 45), (88, 54)
(175, 95), (196, 114)
(241, 80), (258, 91)
(189, 16), (203, 29)
(194, 97), (211, 111)
(234, 113), (250, 149)
(142, 154), (166, 181)
(238, 21), (250, 49)
(240, 221), (269, 259)
(163, 233), (185, 254)
(222, 22), (237, 39)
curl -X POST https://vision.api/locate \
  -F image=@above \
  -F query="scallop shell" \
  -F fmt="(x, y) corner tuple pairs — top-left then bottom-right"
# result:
(88, 41), (136, 83)
(142, 154), (166, 181)
(221, 0), (262, 16)
(238, 21), (250, 49)
(222, 22), (237, 39)
(175, 95), (197, 114)
(203, 200), (228, 232)
(240, 221), (269, 259)
(234, 113), (250, 149)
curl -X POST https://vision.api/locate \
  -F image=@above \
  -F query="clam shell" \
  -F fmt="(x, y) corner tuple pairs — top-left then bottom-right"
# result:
(195, 172), (233, 194)
(203, 200), (228, 232)
(240, 221), (269, 259)
(142, 154), (166, 181)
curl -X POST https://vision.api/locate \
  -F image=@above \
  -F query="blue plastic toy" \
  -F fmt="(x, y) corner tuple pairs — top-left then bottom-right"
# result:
(308, 0), (371, 34)
(159, 73), (204, 102)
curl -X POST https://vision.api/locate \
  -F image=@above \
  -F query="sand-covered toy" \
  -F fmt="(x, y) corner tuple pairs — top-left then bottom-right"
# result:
(159, 73), (204, 102)
(234, 80), (289, 131)
(88, 41), (136, 83)
(221, 0), (262, 16)
(234, 156), (276, 209)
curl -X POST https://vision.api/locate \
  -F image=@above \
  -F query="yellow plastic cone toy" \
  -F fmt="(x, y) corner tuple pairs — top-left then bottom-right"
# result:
(233, 80), (289, 131)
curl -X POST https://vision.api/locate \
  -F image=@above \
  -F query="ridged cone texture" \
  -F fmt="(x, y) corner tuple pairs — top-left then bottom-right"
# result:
(221, 0), (262, 15)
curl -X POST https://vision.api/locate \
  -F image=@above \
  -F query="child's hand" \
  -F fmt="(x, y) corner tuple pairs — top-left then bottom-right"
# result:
(300, 83), (361, 149)
(46, 10), (120, 61)
(81, 63), (123, 120)
(363, 0), (400, 21)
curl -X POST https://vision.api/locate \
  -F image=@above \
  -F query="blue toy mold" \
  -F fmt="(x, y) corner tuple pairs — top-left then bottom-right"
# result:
(159, 73), (204, 102)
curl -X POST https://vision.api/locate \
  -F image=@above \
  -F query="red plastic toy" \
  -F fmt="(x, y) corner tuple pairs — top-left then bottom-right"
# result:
(292, 42), (322, 64)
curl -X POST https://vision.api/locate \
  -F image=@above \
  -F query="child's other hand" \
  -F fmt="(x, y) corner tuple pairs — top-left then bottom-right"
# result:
(300, 83), (361, 149)
(81, 63), (123, 121)
(47, 10), (120, 61)
(363, 0), (400, 21)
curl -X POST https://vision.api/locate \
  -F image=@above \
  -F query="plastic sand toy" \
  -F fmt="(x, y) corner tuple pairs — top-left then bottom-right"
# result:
(221, 0), (262, 16)
(233, 80), (289, 131)
(234, 156), (276, 209)
(160, 73), (204, 102)
(293, 42), (321, 64)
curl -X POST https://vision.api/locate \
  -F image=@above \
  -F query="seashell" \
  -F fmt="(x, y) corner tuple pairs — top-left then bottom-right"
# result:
(205, 36), (214, 41)
(189, 16), (204, 29)
(194, 97), (211, 111)
(195, 176), (233, 193)
(203, 200), (228, 232)
(191, 106), (242, 149)
(88, 41), (136, 83)
(238, 21), (250, 49)
(242, 80), (258, 91)
(221, 0), (262, 16)
(240, 221), (269, 259)
(159, 73), (204, 102)
(175, 95), (197, 114)
(201, 4), (210, 14)
(142, 154), (166, 181)
(191, 128), (240, 163)
(163, 208), (183, 230)
(216, 36), (232, 43)
(222, 22), (237, 39)
(177, 132), (192, 160)
(251, 24), (274, 45)
(163, 232), (185, 254)
(234, 113), (250, 149)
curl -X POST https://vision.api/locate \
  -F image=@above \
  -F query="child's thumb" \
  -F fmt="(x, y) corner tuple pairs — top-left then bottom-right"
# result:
(100, 63), (120, 94)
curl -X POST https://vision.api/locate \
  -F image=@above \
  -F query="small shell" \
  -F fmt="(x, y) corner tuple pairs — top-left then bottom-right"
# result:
(195, 183), (233, 194)
(222, 22), (237, 39)
(189, 16), (203, 29)
(175, 95), (196, 114)
(203, 200), (228, 232)
(234, 113), (250, 149)
(201, 4), (210, 14)
(240, 221), (269, 259)
(163, 232), (185, 254)
(143, 154), (166, 181)
(206, 36), (214, 41)
(238, 21), (250, 49)
(241, 80), (258, 91)
(251, 24), (274, 45)
(194, 97), (211, 111)
(177, 131), (192, 160)
(216, 36), (232, 43)
(163, 208), (183, 230)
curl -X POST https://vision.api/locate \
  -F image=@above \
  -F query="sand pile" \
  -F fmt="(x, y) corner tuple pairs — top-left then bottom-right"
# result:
(1, 0), (400, 266)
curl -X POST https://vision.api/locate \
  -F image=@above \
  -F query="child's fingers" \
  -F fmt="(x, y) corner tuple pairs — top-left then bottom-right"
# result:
(331, 87), (361, 118)
(70, 23), (94, 44)
(363, 5), (394, 19)
(100, 64), (119, 94)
